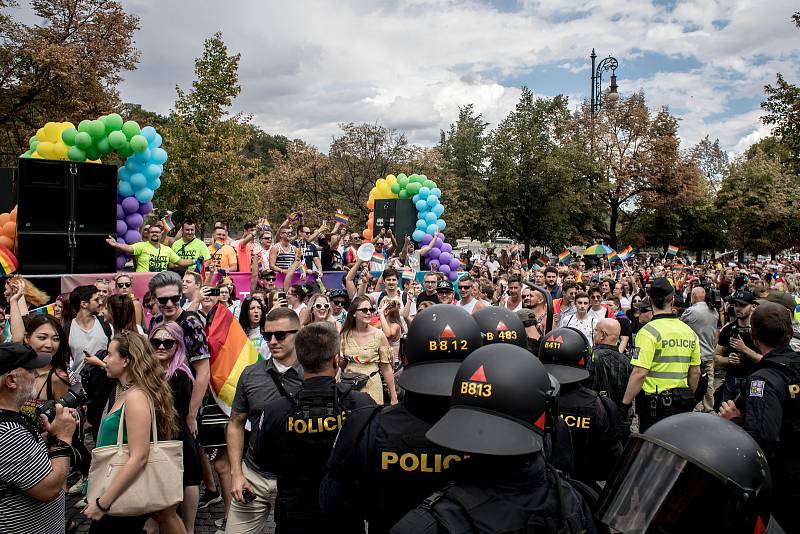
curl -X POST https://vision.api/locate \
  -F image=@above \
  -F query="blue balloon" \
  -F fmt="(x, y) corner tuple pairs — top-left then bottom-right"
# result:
(126, 159), (144, 173)
(412, 229), (425, 242)
(133, 148), (151, 163)
(437, 219), (447, 231)
(150, 133), (163, 148)
(135, 187), (154, 203)
(430, 187), (442, 198)
(118, 167), (131, 182)
(426, 223), (439, 235)
(427, 196), (439, 207)
(118, 181), (133, 197)
(412, 194), (420, 204)
(418, 187), (430, 198)
(432, 204), (445, 217)
(425, 212), (437, 224)
(149, 178), (161, 190)
(130, 173), (147, 189)
(415, 199), (428, 211)
(144, 163), (162, 181)
(151, 147), (168, 164)
(140, 126), (157, 142)
(416, 219), (427, 231)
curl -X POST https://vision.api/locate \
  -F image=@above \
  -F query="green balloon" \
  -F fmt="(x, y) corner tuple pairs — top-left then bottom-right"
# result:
(398, 189), (409, 199)
(105, 113), (124, 132)
(407, 182), (421, 195)
(397, 173), (407, 181)
(61, 127), (78, 146)
(399, 176), (409, 188)
(96, 137), (111, 155)
(89, 120), (106, 140)
(75, 132), (93, 150)
(129, 134), (148, 152)
(30, 139), (39, 152)
(68, 146), (86, 161)
(390, 183), (400, 194)
(423, 180), (435, 189)
(78, 120), (92, 133)
(117, 143), (133, 158)
(108, 130), (126, 149)
(85, 146), (100, 161)
(122, 120), (141, 140)
(21, 150), (31, 158)
(29, 135), (38, 150)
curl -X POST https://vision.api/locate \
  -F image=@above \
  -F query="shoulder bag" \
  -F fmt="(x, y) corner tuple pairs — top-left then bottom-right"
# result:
(87, 402), (183, 516)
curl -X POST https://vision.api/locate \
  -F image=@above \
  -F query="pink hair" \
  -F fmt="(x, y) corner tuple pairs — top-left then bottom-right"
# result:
(149, 321), (194, 383)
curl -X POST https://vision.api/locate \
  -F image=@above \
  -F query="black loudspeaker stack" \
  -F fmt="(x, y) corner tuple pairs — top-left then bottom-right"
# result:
(371, 199), (418, 241)
(16, 158), (117, 274)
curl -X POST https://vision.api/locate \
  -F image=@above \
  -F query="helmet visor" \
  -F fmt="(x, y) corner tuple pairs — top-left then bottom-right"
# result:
(597, 439), (766, 534)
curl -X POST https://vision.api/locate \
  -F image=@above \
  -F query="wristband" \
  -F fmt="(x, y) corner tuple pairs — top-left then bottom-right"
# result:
(96, 497), (112, 512)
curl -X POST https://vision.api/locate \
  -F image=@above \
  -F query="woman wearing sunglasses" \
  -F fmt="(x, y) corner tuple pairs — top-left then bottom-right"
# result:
(113, 273), (146, 328)
(238, 297), (269, 358)
(340, 295), (398, 405)
(149, 322), (201, 534)
(303, 293), (335, 327)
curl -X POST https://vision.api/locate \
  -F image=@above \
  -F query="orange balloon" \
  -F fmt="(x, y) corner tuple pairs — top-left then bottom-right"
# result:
(363, 229), (373, 241)
(367, 198), (374, 209)
(0, 213), (9, 227)
(2, 221), (16, 237)
(0, 235), (13, 249)
(9, 207), (16, 221)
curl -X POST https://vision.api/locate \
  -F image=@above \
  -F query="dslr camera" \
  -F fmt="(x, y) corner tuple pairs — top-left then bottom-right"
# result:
(36, 384), (87, 423)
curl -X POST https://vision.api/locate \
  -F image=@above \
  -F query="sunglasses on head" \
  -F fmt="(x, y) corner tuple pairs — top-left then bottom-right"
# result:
(156, 295), (181, 306)
(314, 302), (331, 310)
(264, 329), (298, 341)
(356, 306), (376, 314)
(116, 282), (132, 288)
(150, 338), (177, 350)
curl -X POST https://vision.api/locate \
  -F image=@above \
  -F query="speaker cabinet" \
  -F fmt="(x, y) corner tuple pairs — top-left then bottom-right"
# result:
(372, 199), (418, 241)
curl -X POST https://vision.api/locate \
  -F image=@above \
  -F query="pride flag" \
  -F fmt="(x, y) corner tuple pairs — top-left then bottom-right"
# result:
(160, 213), (175, 232)
(334, 210), (350, 226)
(402, 269), (414, 281)
(372, 252), (385, 264)
(666, 244), (679, 256)
(509, 244), (519, 256)
(0, 244), (17, 275)
(558, 249), (572, 265)
(608, 250), (620, 262)
(619, 245), (634, 261)
(206, 303), (262, 413)
(30, 303), (56, 316)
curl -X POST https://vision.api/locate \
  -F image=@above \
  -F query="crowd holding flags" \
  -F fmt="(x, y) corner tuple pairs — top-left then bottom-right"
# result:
(666, 244), (680, 256)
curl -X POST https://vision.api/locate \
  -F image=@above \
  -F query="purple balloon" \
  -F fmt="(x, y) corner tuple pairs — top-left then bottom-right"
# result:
(428, 259), (440, 270)
(434, 238), (443, 248)
(441, 243), (453, 254)
(449, 258), (460, 271)
(116, 255), (127, 270)
(116, 220), (127, 237)
(439, 264), (451, 276)
(138, 201), (154, 215)
(448, 271), (459, 282)
(439, 252), (452, 264)
(123, 229), (141, 244)
(116, 237), (125, 245)
(428, 247), (441, 259)
(121, 196), (139, 215)
(421, 234), (433, 245)
(116, 203), (124, 219)
(125, 212), (144, 229)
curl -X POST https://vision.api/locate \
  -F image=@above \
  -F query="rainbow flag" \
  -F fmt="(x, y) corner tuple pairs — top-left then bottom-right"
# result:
(609, 249), (620, 262)
(402, 269), (414, 281)
(160, 213), (175, 232)
(334, 210), (350, 226)
(558, 249), (572, 265)
(619, 245), (634, 261)
(206, 303), (262, 414)
(510, 244), (519, 256)
(0, 244), (17, 275)
(372, 252), (385, 264)
(30, 303), (56, 316)
(666, 244), (679, 256)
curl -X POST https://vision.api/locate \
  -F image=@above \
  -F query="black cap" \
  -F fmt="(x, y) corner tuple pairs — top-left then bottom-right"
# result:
(634, 297), (652, 311)
(436, 280), (454, 292)
(730, 290), (756, 305)
(538, 327), (591, 384)
(474, 306), (528, 348)
(649, 278), (674, 300)
(327, 288), (347, 300)
(0, 343), (52, 375)
(426, 344), (551, 456)
(398, 304), (482, 396)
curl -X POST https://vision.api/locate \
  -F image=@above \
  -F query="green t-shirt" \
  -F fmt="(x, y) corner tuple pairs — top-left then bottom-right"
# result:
(132, 241), (181, 272)
(172, 238), (211, 270)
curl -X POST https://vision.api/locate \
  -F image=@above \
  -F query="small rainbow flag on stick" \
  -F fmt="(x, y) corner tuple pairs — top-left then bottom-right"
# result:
(619, 245), (634, 261)
(402, 269), (414, 281)
(666, 244), (679, 256)
(334, 210), (349, 226)
(372, 252), (385, 264)
(558, 249), (572, 265)
(160, 212), (175, 232)
(0, 244), (18, 275)
(30, 303), (56, 316)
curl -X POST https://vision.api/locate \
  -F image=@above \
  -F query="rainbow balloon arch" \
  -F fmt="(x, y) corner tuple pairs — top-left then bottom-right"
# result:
(19, 115), (168, 269)
(367, 173), (460, 282)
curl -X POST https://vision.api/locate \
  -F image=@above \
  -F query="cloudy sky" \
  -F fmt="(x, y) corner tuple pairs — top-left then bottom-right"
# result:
(35, 0), (800, 153)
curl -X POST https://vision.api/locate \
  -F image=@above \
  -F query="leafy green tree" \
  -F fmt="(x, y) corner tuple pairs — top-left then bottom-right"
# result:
(689, 135), (728, 191)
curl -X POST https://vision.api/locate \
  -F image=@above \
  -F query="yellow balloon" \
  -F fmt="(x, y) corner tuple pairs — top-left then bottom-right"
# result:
(386, 176), (397, 187)
(31, 152), (43, 159)
(54, 143), (69, 160)
(62, 121), (76, 130)
(36, 141), (53, 158)
(43, 122), (60, 142)
(36, 127), (45, 140)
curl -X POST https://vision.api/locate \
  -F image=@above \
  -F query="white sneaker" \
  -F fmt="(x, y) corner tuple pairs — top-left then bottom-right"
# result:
(67, 477), (85, 495)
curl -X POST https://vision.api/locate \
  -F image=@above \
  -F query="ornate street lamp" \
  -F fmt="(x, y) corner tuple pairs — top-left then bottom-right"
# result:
(590, 49), (619, 115)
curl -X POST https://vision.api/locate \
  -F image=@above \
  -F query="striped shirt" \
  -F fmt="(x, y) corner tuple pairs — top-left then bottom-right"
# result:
(0, 419), (64, 534)
(273, 243), (297, 271)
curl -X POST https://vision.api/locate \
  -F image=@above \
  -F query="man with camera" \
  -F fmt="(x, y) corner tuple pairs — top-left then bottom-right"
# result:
(0, 343), (79, 534)
(715, 289), (761, 404)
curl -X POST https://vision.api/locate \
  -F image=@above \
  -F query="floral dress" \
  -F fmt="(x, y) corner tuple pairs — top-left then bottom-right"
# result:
(341, 330), (393, 404)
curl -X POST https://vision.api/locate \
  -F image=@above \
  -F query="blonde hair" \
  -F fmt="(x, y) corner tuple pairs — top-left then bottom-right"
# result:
(303, 293), (331, 326)
(112, 331), (178, 440)
(6, 276), (49, 307)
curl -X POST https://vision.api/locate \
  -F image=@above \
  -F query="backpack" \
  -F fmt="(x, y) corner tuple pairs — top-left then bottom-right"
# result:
(590, 347), (632, 406)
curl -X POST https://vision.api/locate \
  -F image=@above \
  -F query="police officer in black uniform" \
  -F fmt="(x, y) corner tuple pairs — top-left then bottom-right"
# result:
(539, 327), (623, 488)
(473, 305), (528, 349)
(320, 304), (483, 534)
(391, 343), (599, 534)
(598, 412), (781, 533)
(720, 301), (800, 532)
(249, 322), (375, 533)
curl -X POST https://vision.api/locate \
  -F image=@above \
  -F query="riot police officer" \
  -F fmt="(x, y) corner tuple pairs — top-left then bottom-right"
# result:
(391, 343), (599, 534)
(249, 322), (375, 533)
(539, 327), (623, 487)
(320, 304), (483, 534)
(473, 305), (528, 349)
(598, 412), (779, 533)
(720, 301), (800, 531)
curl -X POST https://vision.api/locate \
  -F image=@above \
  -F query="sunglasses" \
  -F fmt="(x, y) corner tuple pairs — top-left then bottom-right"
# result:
(314, 303), (331, 310)
(156, 295), (181, 306)
(116, 282), (132, 288)
(264, 329), (298, 341)
(260, 236), (272, 240)
(150, 338), (177, 350)
(263, 276), (276, 282)
(458, 285), (472, 290)
(332, 300), (347, 306)
(356, 306), (376, 314)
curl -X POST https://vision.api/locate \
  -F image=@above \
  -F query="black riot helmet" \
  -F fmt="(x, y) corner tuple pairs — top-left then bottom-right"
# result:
(473, 306), (528, 349)
(398, 304), (483, 397)
(537, 327), (591, 384)
(426, 344), (553, 456)
(598, 413), (772, 534)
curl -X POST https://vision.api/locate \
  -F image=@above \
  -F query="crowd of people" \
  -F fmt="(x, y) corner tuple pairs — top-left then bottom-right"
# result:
(0, 214), (798, 533)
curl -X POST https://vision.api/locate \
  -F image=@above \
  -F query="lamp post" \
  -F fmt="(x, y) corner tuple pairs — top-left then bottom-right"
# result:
(590, 49), (619, 115)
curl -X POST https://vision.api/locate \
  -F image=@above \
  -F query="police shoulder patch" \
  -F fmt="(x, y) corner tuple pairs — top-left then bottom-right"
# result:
(749, 380), (765, 398)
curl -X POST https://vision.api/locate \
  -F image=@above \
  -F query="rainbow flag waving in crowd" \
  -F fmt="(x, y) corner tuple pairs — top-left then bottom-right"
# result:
(402, 269), (414, 281)
(30, 303), (56, 316)
(608, 249), (620, 262)
(160, 212), (175, 232)
(558, 249), (572, 265)
(206, 304), (262, 414)
(619, 245), (635, 261)
(334, 210), (349, 226)
(372, 251), (385, 264)
(0, 244), (18, 275)
(666, 244), (679, 256)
